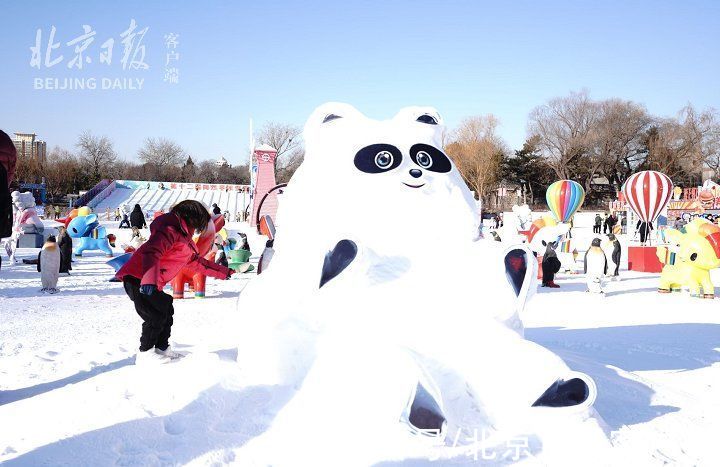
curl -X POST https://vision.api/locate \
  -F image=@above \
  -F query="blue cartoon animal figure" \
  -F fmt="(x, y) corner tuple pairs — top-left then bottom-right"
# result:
(67, 208), (114, 257)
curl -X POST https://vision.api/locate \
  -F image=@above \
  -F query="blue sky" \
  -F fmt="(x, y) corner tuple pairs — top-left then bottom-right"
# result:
(1, 0), (718, 166)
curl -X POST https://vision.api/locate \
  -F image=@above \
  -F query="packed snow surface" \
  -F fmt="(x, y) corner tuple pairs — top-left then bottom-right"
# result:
(0, 225), (718, 465)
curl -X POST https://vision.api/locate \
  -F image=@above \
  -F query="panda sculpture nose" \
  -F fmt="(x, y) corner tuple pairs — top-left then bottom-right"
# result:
(409, 169), (422, 178)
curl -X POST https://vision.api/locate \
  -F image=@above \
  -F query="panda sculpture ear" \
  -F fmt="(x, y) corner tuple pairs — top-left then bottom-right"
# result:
(322, 113), (342, 124)
(319, 239), (358, 288)
(305, 102), (364, 131)
(393, 106), (443, 126)
(416, 114), (438, 125)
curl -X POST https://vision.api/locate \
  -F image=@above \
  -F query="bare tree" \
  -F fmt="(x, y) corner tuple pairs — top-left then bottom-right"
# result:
(276, 148), (305, 184)
(527, 90), (597, 181)
(643, 105), (717, 184)
(138, 137), (186, 179)
(76, 131), (117, 183)
(44, 147), (77, 198)
(703, 121), (720, 179)
(256, 122), (303, 169)
(592, 99), (652, 189)
(195, 160), (219, 184)
(445, 115), (506, 202)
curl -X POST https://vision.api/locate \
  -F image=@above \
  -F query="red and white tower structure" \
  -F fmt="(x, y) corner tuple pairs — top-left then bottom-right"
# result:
(250, 143), (279, 227)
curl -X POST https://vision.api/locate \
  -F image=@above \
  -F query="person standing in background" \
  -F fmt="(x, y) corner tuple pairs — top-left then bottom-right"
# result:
(57, 225), (73, 274)
(130, 204), (147, 229)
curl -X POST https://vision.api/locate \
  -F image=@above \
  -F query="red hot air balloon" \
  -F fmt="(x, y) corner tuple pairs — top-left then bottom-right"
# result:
(622, 171), (674, 223)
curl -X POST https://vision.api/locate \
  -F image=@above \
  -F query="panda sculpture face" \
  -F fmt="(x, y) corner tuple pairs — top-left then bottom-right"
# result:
(272, 103), (479, 265)
(297, 103), (477, 229)
(353, 142), (453, 190)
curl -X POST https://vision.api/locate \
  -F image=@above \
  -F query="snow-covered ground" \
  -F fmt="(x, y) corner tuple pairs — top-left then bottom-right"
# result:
(1, 220), (718, 465)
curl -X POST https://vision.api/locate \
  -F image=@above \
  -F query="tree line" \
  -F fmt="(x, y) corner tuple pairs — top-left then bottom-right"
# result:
(14, 121), (305, 202)
(14, 93), (719, 209)
(447, 91), (720, 209)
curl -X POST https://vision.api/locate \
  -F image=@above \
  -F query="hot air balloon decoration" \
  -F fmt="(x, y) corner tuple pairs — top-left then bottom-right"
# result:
(622, 171), (674, 224)
(546, 180), (585, 223)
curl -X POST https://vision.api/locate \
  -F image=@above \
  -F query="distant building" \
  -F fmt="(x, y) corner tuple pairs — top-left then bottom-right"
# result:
(13, 132), (47, 163)
(215, 156), (230, 168)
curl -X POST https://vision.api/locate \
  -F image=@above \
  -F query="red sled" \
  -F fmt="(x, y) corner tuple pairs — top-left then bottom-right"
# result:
(258, 215), (276, 240)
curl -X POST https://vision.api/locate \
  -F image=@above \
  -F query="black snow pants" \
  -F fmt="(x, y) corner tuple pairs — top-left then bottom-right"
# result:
(123, 277), (175, 351)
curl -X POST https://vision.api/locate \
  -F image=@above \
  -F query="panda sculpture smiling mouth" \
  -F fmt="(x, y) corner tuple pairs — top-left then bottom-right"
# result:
(353, 143), (452, 189)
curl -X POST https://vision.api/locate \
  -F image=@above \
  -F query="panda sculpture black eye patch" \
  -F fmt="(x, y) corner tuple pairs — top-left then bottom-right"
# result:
(409, 144), (452, 173)
(322, 113), (342, 123)
(416, 114), (438, 125)
(354, 144), (402, 174)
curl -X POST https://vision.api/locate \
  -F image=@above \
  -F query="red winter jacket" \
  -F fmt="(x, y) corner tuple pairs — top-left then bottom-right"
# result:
(0, 130), (16, 188)
(115, 212), (230, 289)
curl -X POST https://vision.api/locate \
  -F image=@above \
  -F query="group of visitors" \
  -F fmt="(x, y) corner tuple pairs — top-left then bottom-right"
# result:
(43, 204), (62, 220)
(118, 204), (147, 229)
(212, 203), (247, 223)
(593, 212), (622, 234)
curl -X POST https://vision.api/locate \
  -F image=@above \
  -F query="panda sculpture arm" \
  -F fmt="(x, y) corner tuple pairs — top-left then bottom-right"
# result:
(319, 240), (358, 288)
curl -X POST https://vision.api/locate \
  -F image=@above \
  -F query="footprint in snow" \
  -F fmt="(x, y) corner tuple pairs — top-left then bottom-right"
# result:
(163, 416), (187, 436)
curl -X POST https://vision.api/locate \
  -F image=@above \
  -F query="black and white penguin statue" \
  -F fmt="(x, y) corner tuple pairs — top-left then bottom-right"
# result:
(606, 233), (621, 281)
(38, 235), (61, 293)
(584, 238), (607, 294)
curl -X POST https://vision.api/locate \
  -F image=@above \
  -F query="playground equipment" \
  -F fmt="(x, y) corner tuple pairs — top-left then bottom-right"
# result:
(228, 248), (254, 272)
(170, 214), (225, 298)
(657, 218), (720, 298)
(67, 208), (113, 257)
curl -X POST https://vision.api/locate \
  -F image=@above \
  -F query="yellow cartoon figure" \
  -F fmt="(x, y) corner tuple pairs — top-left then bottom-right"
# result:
(657, 218), (720, 298)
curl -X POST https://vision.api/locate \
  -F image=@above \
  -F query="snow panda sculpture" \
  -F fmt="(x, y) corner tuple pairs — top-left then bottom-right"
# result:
(235, 104), (605, 464)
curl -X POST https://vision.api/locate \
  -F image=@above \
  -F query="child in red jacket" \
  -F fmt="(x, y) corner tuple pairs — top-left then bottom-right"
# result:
(116, 200), (234, 364)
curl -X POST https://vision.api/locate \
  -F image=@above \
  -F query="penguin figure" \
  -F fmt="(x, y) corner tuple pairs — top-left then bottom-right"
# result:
(606, 233), (621, 281)
(584, 238), (607, 294)
(214, 243), (229, 267)
(38, 235), (61, 293)
(541, 240), (562, 288)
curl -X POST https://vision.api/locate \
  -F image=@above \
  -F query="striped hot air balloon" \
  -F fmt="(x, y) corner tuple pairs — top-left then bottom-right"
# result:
(622, 171), (674, 223)
(546, 180), (585, 223)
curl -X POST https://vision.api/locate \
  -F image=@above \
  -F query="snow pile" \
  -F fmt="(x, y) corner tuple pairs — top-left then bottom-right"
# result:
(0, 217), (718, 464)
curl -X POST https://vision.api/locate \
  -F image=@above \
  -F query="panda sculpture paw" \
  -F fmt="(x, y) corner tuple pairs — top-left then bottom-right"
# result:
(532, 371), (597, 411)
